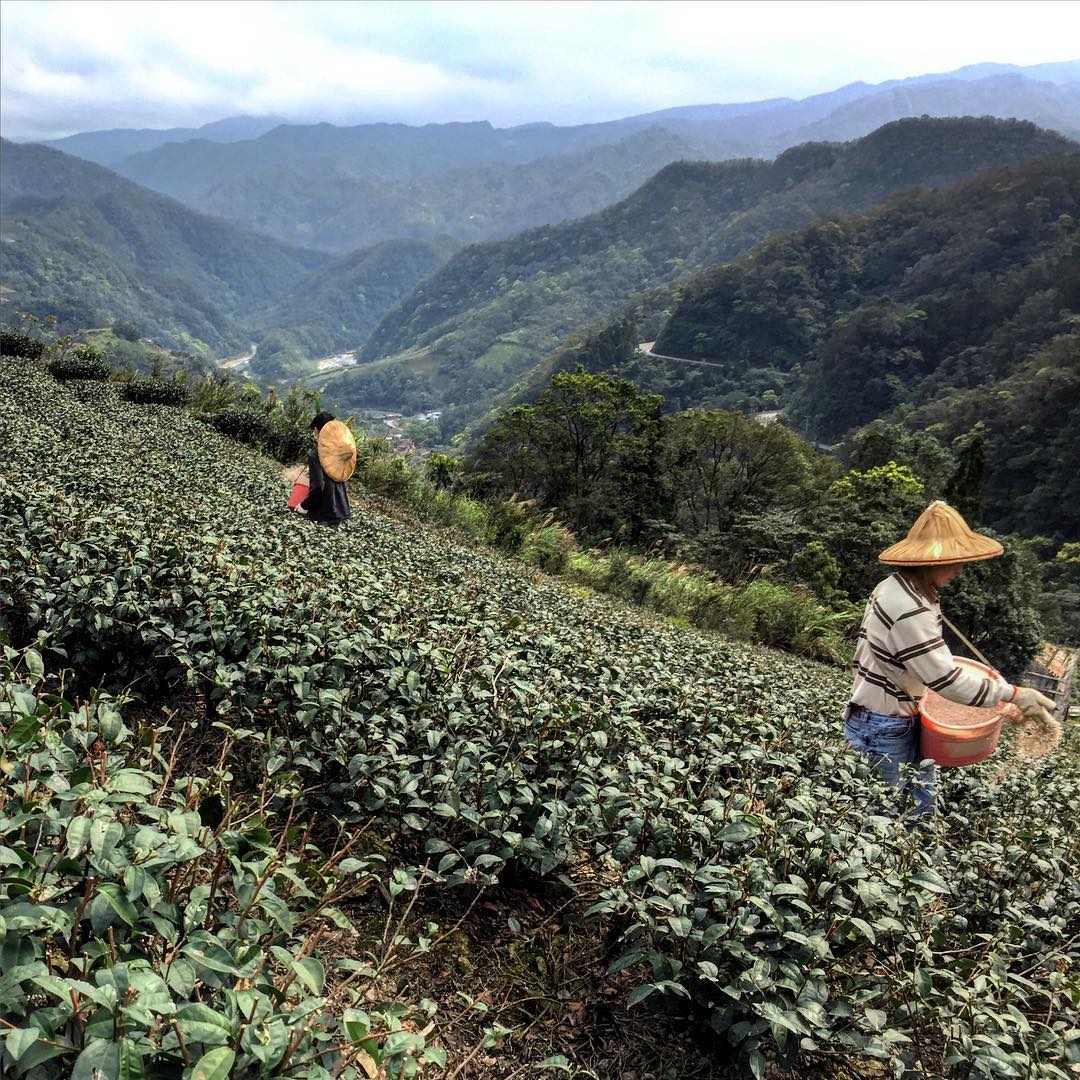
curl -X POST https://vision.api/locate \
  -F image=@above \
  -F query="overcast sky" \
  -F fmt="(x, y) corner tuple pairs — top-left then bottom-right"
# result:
(2, 0), (1078, 139)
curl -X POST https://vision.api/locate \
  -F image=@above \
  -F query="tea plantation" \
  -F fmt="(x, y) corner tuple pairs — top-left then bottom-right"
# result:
(1, 355), (1078, 1079)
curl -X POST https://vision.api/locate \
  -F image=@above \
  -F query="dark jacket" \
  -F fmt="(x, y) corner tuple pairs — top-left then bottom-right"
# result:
(300, 448), (351, 522)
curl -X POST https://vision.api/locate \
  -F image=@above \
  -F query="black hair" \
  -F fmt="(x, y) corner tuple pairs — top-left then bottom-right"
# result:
(310, 410), (335, 431)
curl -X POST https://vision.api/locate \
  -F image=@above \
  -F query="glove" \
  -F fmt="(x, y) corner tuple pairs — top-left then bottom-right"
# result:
(1012, 686), (1056, 719)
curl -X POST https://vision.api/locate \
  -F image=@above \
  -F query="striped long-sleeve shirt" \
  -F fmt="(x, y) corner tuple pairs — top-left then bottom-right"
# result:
(845, 573), (1013, 718)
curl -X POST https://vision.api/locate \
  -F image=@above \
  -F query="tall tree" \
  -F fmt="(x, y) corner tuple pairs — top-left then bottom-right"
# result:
(468, 368), (664, 541)
(944, 423), (988, 525)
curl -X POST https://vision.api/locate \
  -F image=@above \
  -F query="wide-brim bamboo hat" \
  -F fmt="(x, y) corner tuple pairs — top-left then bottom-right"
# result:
(317, 420), (357, 482)
(879, 500), (1003, 566)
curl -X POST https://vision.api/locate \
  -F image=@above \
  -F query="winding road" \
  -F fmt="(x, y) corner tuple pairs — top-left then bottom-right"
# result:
(636, 341), (728, 370)
(219, 342), (257, 370)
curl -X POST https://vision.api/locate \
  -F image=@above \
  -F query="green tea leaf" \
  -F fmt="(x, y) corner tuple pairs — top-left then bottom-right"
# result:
(191, 1046), (235, 1080)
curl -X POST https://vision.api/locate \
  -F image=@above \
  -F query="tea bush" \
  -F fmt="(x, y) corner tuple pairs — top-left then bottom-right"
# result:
(2, 354), (1078, 1078)
(122, 376), (193, 406)
(205, 404), (277, 450)
(0, 648), (439, 1079)
(48, 344), (111, 382)
(0, 328), (46, 360)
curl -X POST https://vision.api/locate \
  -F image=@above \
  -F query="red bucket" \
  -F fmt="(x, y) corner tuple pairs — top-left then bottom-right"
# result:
(919, 658), (1008, 767)
(286, 482), (309, 509)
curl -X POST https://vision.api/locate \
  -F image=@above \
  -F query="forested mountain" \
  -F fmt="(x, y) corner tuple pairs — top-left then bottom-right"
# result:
(323, 118), (1074, 424)
(194, 128), (700, 253)
(249, 238), (456, 378)
(0, 217), (252, 353)
(0, 140), (327, 353)
(46, 65), (1074, 260)
(112, 119), (637, 203)
(39, 115), (286, 167)
(516, 153), (1078, 538)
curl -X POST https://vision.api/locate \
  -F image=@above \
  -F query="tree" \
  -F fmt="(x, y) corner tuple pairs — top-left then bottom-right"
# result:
(942, 531), (1044, 675)
(943, 423), (988, 525)
(841, 419), (955, 496)
(467, 368), (663, 542)
(816, 462), (927, 601)
(113, 320), (141, 342)
(658, 410), (834, 577)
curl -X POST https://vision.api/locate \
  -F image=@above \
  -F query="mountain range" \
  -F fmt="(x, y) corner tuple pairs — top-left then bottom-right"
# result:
(321, 116), (1075, 428)
(30, 61), (1080, 260)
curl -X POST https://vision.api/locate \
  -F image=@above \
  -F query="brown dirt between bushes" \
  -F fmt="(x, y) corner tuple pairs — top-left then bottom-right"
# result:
(323, 867), (878, 1080)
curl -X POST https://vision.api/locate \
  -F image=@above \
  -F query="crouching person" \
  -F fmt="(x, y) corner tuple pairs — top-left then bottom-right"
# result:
(298, 411), (356, 529)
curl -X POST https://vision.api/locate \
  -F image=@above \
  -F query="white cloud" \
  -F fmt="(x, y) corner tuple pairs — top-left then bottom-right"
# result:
(1, 0), (1077, 138)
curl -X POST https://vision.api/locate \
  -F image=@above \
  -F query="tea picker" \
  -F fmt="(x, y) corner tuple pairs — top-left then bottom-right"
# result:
(843, 501), (1056, 817)
(291, 411), (357, 528)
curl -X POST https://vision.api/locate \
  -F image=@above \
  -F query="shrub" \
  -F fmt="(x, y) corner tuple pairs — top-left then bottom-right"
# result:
(266, 424), (309, 465)
(422, 486), (457, 526)
(113, 319), (141, 341)
(204, 405), (275, 448)
(486, 496), (534, 554)
(450, 496), (490, 541)
(520, 521), (577, 574)
(48, 344), (110, 382)
(122, 377), (192, 406)
(425, 451), (462, 491)
(188, 373), (241, 414)
(365, 454), (415, 500)
(0, 328), (46, 360)
(0, 649), (438, 1079)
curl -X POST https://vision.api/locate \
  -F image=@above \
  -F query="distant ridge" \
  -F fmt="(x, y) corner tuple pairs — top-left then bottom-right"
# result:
(39, 116), (288, 167)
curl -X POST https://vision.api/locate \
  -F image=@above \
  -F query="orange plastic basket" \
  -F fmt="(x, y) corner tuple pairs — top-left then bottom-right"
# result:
(286, 482), (310, 509)
(919, 658), (1007, 767)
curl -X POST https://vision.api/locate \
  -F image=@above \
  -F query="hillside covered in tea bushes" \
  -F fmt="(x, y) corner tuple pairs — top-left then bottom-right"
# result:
(2, 352), (1079, 1079)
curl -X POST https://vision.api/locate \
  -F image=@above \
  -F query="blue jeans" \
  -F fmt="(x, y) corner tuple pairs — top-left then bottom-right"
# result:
(844, 707), (937, 817)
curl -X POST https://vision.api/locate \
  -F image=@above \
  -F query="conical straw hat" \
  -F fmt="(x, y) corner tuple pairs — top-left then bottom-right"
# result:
(878, 500), (1002, 566)
(317, 420), (357, 482)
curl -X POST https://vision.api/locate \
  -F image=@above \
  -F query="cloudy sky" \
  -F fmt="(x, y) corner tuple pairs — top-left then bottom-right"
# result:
(2, 0), (1078, 139)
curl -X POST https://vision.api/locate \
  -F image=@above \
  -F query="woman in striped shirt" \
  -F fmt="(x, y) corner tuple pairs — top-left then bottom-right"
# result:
(845, 501), (1055, 817)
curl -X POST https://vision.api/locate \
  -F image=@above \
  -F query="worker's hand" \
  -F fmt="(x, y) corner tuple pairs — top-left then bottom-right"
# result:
(1013, 686), (1055, 718)
(294, 505), (307, 515)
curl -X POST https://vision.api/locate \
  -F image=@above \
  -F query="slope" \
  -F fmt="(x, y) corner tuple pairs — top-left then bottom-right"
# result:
(2, 355), (1078, 1078)
(324, 117), (1074, 423)
(0, 216), (249, 352)
(0, 140), (328, 352)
